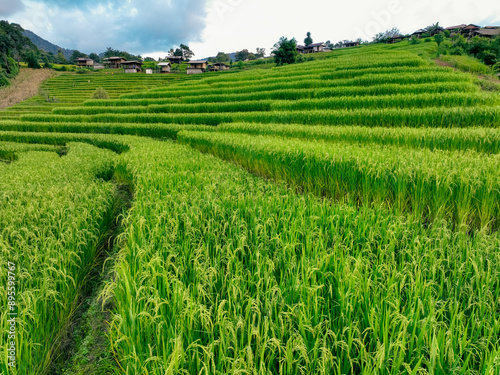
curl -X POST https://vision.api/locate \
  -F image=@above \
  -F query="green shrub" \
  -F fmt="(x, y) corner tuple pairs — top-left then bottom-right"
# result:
(91, 87), (110, 99)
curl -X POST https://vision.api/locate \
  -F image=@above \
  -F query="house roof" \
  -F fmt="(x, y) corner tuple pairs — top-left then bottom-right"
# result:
(445, 24), (467, 30)
(464, 24), (480, 30)
(76, 58), (93, 61)
(484, 26), (500, 29)
(475, 29), (500, 37)
(189, 61), (207, 64)
(305, 42), (325, 48)
(157, 62), (171, 66)
(104, 56), (125, 61)
(167, 56), (183, 60)
(121, 60), (143, 65)
(296, 45), (305, 49)
(412, 29), (427, 34)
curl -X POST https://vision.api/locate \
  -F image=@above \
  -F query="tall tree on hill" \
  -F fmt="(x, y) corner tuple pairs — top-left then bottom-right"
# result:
(215, 52), (230, 63)
(272, 37), (298, 66)
(256, 47), (266, 58)
(235, 49), (250, 61)
(304, 32), (313, 46)
(70, 50), (87, 62)
(89, 53), (100, 63)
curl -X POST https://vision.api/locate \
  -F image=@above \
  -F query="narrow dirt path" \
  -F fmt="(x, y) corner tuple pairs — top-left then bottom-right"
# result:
(0, 68), (55, 109)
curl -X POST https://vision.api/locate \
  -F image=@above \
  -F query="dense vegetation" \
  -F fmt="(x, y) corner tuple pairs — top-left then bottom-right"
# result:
(1, 41), (500, 374)
(0, 21), (37, 86)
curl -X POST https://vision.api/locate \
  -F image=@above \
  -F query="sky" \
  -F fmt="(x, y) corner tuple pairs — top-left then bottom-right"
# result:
(2, 0), (500, 60)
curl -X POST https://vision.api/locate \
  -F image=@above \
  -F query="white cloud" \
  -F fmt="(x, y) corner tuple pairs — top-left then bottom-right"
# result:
(5, 0), (500, 58)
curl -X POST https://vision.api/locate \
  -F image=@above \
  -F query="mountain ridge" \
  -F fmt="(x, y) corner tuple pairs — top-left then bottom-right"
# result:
(22, 30), (74, 60)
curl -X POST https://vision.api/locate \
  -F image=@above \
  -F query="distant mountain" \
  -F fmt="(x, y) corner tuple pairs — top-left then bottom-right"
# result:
(22, 30), (74, 60)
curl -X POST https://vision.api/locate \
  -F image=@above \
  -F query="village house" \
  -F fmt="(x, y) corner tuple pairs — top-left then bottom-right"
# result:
(342, 41), (360, 48)
(387, 35), (404, 44)
(463, 24), (481, 37)
(187, 61), (207, 74)
(167, 56), (183, 65)
(445, 24), (467, 36)
(75, 58), (94, 67)
(121, 60), (143, 73)
(411, 29), (427, 38)
(208, 62), (230, 72)
(297, 43), (326, 54)
(157, 62), (171, 73)
(103, 56), (126, 69)
(474, 27), (500, 39)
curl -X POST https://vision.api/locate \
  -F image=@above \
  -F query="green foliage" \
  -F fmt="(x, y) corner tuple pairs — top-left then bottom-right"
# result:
(272, 36), (298, 66)
(91, 87), (110, 99)
(235, 49), (249, 62)
(237, 60), (244, 69)
(434, 33), (444, 46)
(304, 31), (313, 46)
(25, 49), (41, 69)
(0, 20), (38, 85)
(70, 50), (88, 63)
(437, 35), (500, 68)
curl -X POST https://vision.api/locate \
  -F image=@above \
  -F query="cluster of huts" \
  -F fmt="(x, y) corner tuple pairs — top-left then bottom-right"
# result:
(75, 55), (230, 75)
(296, 41), (360, 54)
(387, 24), (500, 43)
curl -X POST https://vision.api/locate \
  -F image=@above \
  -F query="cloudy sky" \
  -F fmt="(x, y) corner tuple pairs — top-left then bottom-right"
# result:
(2, 0), (500, 59)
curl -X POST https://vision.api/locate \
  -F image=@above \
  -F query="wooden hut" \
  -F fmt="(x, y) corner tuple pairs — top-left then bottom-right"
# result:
(121, 61), (143, 73)
(208, 63), (230, 72)
(187, 61), (207, 74)
(75, 58), (94, 67)
(387, 35), (404, 44)
(157, 62), (171, 73)
(343, 41), (360, 48)
(304, 43), (325, 54)
(103, 56), (126, 69)
(445, 24), (467, 36)
(167, 56), (183, 65)
(411, 29), (427, 38)
(474, 28), (500, 39)
(463, 24), (481, 37)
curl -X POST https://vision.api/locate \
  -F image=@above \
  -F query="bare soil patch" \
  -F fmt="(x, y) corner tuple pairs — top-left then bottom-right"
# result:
(0, 68), (55, 110)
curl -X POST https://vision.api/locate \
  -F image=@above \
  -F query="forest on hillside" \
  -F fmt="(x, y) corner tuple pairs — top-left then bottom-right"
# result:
(0, 21), (38, 86)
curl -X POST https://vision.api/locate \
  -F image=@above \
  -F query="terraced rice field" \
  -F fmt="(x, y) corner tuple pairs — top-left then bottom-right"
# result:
(1, 42), (500, 375)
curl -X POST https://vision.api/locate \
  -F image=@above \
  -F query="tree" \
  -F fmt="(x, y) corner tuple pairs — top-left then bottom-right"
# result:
(304, 32), (313, 46)
(55, 49), (68, 64)
(235, 49), (249, 61)
(248, 52), (256, 60)
(373, 27), (401, 43)
(434, 33), (444, 46)
(70, 50), (87, 62)
(214, 52), (230, 63)
(180, 44), (194, 60)
(426, 22), (442, 36)
(256, 48), (265, 58)
(24, 50), (41, 69)
(272, 37), (297, 66)
(89, 53), (100, 63)
(325, 40), (334, 50)
(144, 57), (156, 62)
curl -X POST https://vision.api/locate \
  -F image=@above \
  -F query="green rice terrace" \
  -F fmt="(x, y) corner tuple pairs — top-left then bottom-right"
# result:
(1, 42), (500, 374)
